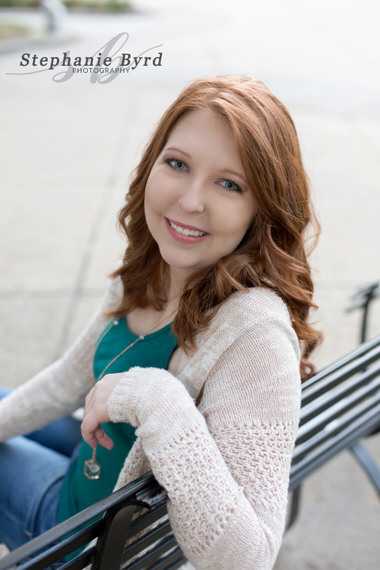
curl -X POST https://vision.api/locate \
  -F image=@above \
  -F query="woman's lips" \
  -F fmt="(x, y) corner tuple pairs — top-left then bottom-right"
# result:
(165, 218), (210, 243)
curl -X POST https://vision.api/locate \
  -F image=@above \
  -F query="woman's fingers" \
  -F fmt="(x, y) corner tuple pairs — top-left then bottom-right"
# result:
(95, 426), (114, 450)
(82, 373), (124, 449)
(81, 411), (113, 450)
(81, 412), (98, 447)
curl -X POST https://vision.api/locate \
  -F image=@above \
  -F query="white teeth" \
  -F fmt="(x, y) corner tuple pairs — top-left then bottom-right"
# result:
(169, 221), (206, 237)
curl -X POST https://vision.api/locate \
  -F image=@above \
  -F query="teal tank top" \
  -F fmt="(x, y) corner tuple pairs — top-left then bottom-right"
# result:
(58, 316), (177, 522)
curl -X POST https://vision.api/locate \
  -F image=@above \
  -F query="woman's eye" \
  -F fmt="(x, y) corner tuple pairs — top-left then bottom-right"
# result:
(220, 179), (242, 193)
(167, 159), (187, 171)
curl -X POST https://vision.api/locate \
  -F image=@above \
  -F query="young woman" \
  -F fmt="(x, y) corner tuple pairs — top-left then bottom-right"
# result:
(0, 75), (321, 569)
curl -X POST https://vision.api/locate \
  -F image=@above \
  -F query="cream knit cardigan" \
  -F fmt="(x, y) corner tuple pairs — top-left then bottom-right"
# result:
(0, 276), (301, 570)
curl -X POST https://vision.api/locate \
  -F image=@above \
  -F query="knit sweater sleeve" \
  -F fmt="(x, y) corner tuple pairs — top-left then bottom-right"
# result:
(0, 277), (122, 442)
(107, 292), (301, 570)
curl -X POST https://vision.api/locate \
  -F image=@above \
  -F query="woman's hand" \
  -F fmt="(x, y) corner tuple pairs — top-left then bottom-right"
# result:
(81, 373), (125, 450)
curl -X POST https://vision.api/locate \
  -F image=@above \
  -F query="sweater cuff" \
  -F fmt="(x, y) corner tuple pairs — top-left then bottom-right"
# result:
(107, 367), (142, 426)
(107, 366), (195, 430)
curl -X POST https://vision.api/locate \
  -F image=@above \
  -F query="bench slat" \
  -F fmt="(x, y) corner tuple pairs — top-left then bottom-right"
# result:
(122, 518), (172, 561)
(301, 336), (380, 389)
(298, 375), (380, 440)
(290, 403), (380, 487)
(294, 397), (380, 462)
(301, 345), (380, 405)
(124, 536), (183, 570)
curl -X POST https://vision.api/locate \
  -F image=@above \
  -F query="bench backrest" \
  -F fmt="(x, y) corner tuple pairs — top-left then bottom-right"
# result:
(290, 335), (380, 490)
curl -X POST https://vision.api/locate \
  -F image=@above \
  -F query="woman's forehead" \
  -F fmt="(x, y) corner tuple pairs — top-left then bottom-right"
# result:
(164, 109), (239, 158)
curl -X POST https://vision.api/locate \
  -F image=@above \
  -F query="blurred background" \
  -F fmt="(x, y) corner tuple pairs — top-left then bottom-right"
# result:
(0, 0), (379, 567)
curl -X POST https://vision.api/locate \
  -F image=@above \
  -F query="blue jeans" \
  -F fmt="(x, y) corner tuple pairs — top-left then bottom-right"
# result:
(0, 388), (82, 554)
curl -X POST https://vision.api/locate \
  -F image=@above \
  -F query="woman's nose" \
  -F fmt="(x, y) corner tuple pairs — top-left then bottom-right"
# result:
(178, 178), (206, 214)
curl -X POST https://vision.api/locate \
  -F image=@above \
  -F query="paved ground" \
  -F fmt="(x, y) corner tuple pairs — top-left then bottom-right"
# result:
(0, 0), (379, 567)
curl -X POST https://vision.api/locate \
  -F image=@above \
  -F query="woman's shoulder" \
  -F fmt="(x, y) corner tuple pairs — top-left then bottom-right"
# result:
(215, 286), (300, 361)
(194, 286), (297, 360)
(216, 286), (292, 329)
(179, 286), (300, 402)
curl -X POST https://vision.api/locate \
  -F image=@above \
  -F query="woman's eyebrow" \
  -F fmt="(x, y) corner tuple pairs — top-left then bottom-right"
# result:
(220, 168), (247, 183)
(164, 146), (192, 158)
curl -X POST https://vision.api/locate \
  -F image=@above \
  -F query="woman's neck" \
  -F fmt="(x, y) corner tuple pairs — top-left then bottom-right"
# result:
(166, 267), (192, 302)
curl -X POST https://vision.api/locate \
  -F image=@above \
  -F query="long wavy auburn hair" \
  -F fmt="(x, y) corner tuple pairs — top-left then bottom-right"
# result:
(110, 75), (322, 380)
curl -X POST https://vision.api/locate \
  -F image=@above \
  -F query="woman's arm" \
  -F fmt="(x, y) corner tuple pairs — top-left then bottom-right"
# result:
(0, 277), (122, 442)
(103, 302), (301, 570)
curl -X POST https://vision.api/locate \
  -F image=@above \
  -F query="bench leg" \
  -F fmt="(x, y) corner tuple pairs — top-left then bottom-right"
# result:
(93, 504), (138, 570)
(286, 485), (302, 531)
(349, 441), (380, 497)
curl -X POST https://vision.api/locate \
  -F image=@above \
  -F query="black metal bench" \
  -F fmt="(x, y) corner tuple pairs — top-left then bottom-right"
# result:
(1, 286), (379, 570)
(287, 334), (380, 529)
(287, 279), (380, 528)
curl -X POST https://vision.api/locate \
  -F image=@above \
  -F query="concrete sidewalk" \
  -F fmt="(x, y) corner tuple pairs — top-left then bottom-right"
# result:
(0, 1), (379, 567)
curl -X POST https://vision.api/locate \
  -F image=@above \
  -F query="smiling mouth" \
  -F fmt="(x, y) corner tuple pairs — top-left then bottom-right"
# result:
(168, 219), (208, 238)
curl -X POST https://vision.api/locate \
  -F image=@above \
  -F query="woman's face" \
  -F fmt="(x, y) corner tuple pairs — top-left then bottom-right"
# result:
(144, 108), (257, 284)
